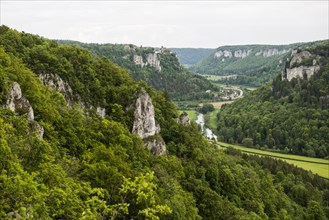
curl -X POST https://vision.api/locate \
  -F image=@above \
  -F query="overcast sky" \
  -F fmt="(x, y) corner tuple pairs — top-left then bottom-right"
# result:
(1, 1), (328, 48)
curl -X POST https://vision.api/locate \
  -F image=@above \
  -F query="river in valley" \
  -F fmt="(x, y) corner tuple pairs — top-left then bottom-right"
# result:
(195, 113), (217, 141)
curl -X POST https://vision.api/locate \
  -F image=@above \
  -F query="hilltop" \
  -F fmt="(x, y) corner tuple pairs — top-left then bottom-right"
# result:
(190, 41), (327, 86)
(57, 40), (214, 101)
(216, 41), (329, 158)
(0, 26), (328, 219)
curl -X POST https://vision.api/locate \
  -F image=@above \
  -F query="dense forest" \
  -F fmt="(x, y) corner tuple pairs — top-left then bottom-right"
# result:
(190, 43), (326, 87)
(1, 26), (328, 219)
(57, 40), (214, 101)
(216, 42), (329, 158)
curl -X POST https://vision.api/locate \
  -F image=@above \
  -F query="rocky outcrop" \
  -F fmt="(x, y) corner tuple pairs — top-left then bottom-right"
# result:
(146, 53), (161, 71)
(177, 112), (190, 126)
(133, 53), (161, 71)
(214, 50), (233, 58)
(133, 55), (145, 67)
(234, 49), (252, 58)
(132, 89), (166, 156)
(96, 106), (106, 119)
(6, 82), (34, 121)
(282, 51), (320, 81)
(39, 73), (73, 107)
(257, 48), (290, 57)
(5, 82), (44, 139)
(132, 89), (160, 139)
(215, 48), (291, 60)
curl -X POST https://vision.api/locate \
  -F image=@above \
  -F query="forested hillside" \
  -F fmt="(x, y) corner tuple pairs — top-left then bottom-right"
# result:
(1, 26), (328, 219)
(57, 40), (214, 101)
(191, 42), (326, 86)
(216, 42), (329, 158)
(169, 48), (215, 66)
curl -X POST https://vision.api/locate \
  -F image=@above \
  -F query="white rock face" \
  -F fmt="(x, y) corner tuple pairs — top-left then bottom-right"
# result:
(132, 89), (165, 156)
(133, 55), (145, 67)
(285, 65), (320, 81)
(96, 106), (106, 119)
(283, 51), (320, 81)
(6, 82), (22, 111)
(177, 112), (190, 126)
(132, 90), (160, 139)
(255, 48), (290, 57)
(39, 73), (73, 107)
(5, 82), (44, 138)
(214, 50), (233, 58)
(146, 53), (161, 71)
(6, 82), (34, 121)
(133, 53), (161, 71)
(214, 51), (223, 58)
(234, 49), (252, 58)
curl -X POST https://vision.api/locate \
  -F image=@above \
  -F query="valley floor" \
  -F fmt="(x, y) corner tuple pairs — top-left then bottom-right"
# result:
(217, 142), (329, 179)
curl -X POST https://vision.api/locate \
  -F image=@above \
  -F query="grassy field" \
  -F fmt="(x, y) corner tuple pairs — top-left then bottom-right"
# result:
(203, 74), (238, 81)
(178, 110), (198, 122)
(218, 142), (329, 179)
(205, 109), (220, 130)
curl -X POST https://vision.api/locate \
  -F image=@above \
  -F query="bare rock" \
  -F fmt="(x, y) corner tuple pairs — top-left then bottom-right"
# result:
(133, 55), (145, 67)
(132, 89), (166, 156)
(96, 106), (106, 119)
(177, 112), (191, 126)
(6, 82), (34, 121)
(283, 50), (320, 81)
(39, 73), (73, 107)
(146, 53), (161, 71)
(132, 89), (160, 139)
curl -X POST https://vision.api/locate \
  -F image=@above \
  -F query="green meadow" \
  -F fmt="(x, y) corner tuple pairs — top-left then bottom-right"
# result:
(218, 142), (329, 179)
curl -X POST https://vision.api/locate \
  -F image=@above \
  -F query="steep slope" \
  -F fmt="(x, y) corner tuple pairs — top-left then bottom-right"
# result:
(191, 42), (326, 86)
(170, 48), (215, 67)
(57, 40), (213, 101)
(216, 42), (329, 158)
(1, 26), (328, 219)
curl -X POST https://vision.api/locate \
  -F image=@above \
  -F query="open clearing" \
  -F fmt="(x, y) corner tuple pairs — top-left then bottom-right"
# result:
(218, 141), (329, 179)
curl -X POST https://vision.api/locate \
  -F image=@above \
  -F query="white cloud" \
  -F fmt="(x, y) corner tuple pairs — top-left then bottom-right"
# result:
(1, 1), (328, 48)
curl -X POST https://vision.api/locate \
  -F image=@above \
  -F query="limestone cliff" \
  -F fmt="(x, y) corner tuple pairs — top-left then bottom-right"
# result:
(214, 48), (290, 59)
(282, 50), (320, 81)
(39, 73), (73, 107)
(6, 82), (34, 121)
(5, 82), (44, 138)
(133, 53), (161, 71)
(146, 53), (161, 71)
(132, 89), (166, 156)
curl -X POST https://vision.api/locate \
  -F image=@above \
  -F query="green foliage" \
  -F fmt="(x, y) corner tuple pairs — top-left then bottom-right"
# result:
(216, 44), (329, 158)
(170, 48), (215, 66)
(199, 103), (215, 114)
(190, 41), (328, 87)
(57, 40), (214, 101)
(0, 25), (328, 219)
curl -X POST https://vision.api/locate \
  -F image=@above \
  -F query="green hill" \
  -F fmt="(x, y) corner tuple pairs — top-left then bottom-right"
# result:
(216, 41), (329, 158)
(170, 48), (215, 66)
(190, 42), (327, 87)
(1, 26), (328, 219)
(57, 40), (214, 101)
